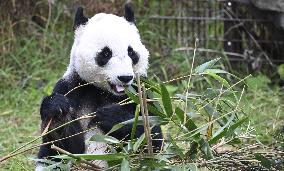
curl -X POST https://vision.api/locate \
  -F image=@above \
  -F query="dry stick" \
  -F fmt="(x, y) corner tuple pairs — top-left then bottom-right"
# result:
(136, 74), (152, 155)
(207, 85), (224, 139)
(183, 38), (198, 124)
(142, 85), (153, 155)
(64, 82), (96, 97)
(41, 118), (52, 136)
(5, 114), (95, 159)
(5, 82), (100, 159)
(0, 127), (97, 162)
(51, 145), (102, 171)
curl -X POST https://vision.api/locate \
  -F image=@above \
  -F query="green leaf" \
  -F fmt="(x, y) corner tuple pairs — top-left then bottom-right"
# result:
(204, 104), (216, 116)
(125, 89), (139, 104)
(278, 64), (284, 80)
(255, 153), (272, 169)
(120, 158), (130, 171)
(169, 136), (185, 158)
(126, 89), (165, 117)
(199, 139), (213, 159)
(108, 123), (124, 134)
(175, 107), (184, 123)
(188, 164), (198, 171)
(160, 83), (173, 117)
(141, 77), (161, 94)
(186, 141), (199, 160)
(148, 104), (166, 118)
(133, 133), (145, 152)
(204, 68), (228, 74)
(146, 89), (163, 111)
(195, 58), (220, 74)
(131, 105), (140, 142)
(226, 116), (249, 137)
(122, 116), (164, 126)
(205, 70), (230, 88)
(53, 153), (125, 161)
(209, 115), (234, 145)
(90, 134), (120, 144)
(108, 116), (164, 135)
(185, 118), (198, 132)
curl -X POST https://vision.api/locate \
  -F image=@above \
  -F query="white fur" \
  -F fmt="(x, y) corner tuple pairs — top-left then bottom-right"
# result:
(64, 13), (149, 95)
(85, 128), (108, 168)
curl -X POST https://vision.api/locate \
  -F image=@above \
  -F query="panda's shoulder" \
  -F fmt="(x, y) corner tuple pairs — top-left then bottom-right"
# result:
(53, 72), (83, 95)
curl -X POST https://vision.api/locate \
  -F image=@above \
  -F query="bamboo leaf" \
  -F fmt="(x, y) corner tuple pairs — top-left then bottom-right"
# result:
(199, 139), (213, 159)
(169, 136), (185, 158)
(255, 153), (272, 169)
(108, 123), (124, 134)
(125, 89), (139, 104)
(209, 115), (234, 145)
(131, 105), (140, 142)
(185, 118), (198, 132)
(53, 153), (125, 161)
(175, 107), (184, 123)
(226, 116), (249, 137)
(90, 134), (120, 144)
(160, 83), (173, 117)
(204, 68), (228, 74)
(205, 70), (230, 88)
(133, 133), (145, 152)
(120, 158), (130, 171)
(195, 58), (220, 74)
(126, 89), (165, 117)
(108, 116), (164, 135)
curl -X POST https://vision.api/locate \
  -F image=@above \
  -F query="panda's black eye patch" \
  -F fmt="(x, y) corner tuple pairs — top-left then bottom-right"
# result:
(128, 46), (139, 65)
(96, 46), (112, 66)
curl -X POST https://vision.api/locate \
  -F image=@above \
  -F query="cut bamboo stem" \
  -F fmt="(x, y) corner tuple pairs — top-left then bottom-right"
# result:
(136, 74), (153, 155)
(142, 85), (153, 155)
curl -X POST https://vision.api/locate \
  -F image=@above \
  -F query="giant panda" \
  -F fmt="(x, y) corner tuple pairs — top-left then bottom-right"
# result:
(36, 3), (162, 170)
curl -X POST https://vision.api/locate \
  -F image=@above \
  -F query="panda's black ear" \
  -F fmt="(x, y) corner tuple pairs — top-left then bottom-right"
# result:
(124, 3), (135, 23)
(73, 7), (88, 30)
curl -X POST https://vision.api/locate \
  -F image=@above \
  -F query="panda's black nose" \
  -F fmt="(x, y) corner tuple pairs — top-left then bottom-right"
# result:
(118, 76), (133, 83)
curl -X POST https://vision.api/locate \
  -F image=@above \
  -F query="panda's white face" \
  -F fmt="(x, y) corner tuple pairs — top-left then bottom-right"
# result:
(66, 13), (149, 95)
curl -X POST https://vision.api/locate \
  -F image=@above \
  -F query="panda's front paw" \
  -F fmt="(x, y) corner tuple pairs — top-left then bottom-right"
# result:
(40, 93), (71, 120)
(94, 104), (122, 120)
(90, 104), (128, 129)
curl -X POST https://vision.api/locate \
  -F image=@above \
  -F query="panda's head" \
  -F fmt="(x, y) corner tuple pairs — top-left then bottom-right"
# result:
(66, 4), (149, 96)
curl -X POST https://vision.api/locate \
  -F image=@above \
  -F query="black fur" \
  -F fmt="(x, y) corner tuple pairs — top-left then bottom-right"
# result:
(74, 7), (88, 30)
(124, 3), (135, 23)
(96, 46), (113, 67)
(38, 71), (162, 160)
(128, 46), (139, 65)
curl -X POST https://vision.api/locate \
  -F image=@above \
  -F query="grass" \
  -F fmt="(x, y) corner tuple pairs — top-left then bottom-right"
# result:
(0, 18), (72, 169)
(1, 1), (284, 170)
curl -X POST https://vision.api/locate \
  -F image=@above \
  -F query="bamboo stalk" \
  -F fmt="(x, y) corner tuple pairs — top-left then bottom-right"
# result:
(136, 74), (153, 155)
(142, 85), (153, 155)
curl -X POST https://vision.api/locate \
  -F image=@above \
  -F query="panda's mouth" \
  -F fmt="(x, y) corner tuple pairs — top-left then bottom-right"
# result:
(108, 82), (127, 94)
